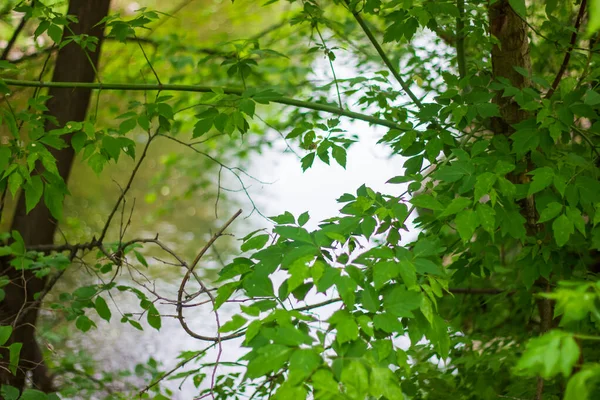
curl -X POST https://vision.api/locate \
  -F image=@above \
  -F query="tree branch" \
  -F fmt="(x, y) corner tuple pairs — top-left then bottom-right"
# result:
(0, 9), (28, 61)
(545, 0), (587, 99)
(0, 79), (407, 131)
(344, 2), (423, 109)
(456, 0), (467, 80)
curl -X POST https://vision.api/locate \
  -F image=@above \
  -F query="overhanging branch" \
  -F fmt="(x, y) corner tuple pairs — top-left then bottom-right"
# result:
(1, 79), (406, 131)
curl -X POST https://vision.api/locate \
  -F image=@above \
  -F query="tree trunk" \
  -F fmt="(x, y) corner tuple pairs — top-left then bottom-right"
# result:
(0, 0), (111, 393)
(488, 2), (551, 399)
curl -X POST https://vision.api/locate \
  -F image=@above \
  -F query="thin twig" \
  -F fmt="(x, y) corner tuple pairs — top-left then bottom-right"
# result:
(176, 209), (241, 399)
(97, 131), (156, 243)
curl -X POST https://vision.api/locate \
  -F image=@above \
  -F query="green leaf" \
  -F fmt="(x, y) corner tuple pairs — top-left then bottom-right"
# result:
(383, 286), (422, 317)
(373, 261), (400, 290)
(420, 296), (434, 324)
(474, 172), (497, 202)
(43, 183), (64, 221)
(75, 315), (96, 332)
(47, 24), (63, 43)
(241, 234), (270, 251)
(246, 344), (292, 378)
(439, 197), (471, 217)
(239, 98), (255, 117)
(476, 103), (499, 119)
(301, 152), (315, 171)
(373, 313), (403, 333)
(0, 146), (11, 173)
(19, 389), (48, 400)
(565, 367), (600, 400)
(220, 314), (247, 332)
(511, 125), (540, 157)
(398, 259), (417, 288)
(0, 385), (20, 400)
(476, 203), (496, 234)
(433, 161), (473, 183)
(102, 135), (122, 160)
(455, 210), (479, 242)
(341, 361), (369, 398)
(330, 310), (359, 344)
(361, 285), (379, 313)
(0, 325), (12, 346)
(588, 0), (600, 34)
(298, 211), (310, 227)
(497, 207), (526, 240)
(528, 167), (554, 196)
(516, 331), (580, 379)
(8, 342), (22, 375)
(147, 304), (162, 330)
(538, 202), (562, 223)
(24, 175), (44, 213)
(410, 194), (444, 211)
(7, 171), (23, 197)
(289, 348), (322, 379)
(553, 214), (574, 247)
(332, 146), (347, 168)
(508, 0), (526, 17)
(94, 296), (111, 322)
(274, 226), (313, 244)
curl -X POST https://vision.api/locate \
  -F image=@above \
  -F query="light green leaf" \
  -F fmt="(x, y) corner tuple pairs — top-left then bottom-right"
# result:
(588, 0), (600, 34)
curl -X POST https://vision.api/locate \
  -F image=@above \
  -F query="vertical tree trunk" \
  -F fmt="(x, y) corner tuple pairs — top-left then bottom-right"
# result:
(488, 2), (550, 399)
(0, 0), (111, 393)
(489, 0), (532, 130)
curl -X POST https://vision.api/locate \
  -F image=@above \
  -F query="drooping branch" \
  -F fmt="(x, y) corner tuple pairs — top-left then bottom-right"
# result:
(0, 79), (407, 131)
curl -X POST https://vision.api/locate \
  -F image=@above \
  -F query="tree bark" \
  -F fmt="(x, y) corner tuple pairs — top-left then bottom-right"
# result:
(0, 0), (111, 393)
(489, 0), (531, 128)
(488, 2), (550, 399)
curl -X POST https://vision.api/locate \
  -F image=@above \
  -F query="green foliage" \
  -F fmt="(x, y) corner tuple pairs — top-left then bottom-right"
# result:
(2, 0), (600, 398)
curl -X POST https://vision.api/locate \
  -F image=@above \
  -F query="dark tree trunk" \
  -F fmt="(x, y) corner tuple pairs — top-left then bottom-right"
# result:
(0, 0), (111, 393)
